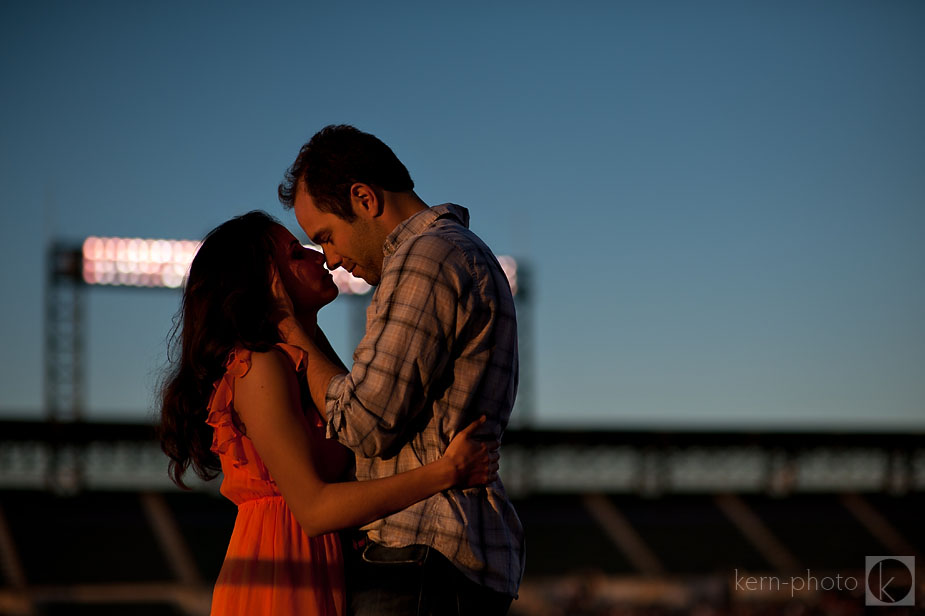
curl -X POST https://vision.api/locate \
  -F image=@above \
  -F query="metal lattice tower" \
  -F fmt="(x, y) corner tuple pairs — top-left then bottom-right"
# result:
(512, 260), (535, 428)
(44, 242), (86, 492)
(44, 242), (86, 423)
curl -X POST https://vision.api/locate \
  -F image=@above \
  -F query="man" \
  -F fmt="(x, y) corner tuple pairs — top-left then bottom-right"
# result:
(276, 125), (524, 615)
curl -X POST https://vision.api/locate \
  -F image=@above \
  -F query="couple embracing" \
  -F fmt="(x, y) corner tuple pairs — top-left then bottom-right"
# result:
(159, 125), (525, 615)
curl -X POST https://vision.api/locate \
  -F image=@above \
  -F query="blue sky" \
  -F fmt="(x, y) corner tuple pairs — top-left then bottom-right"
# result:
(1, 1), (923, 430)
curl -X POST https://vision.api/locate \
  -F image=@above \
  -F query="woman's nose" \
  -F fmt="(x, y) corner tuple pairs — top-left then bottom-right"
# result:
(309, 248), (326, 265)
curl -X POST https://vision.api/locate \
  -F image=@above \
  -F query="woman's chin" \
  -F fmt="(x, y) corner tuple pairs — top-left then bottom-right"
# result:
(295, 290), (338, 313)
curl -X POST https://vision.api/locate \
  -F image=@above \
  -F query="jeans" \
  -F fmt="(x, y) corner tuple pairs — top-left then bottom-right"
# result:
(346, 542), (513, 616)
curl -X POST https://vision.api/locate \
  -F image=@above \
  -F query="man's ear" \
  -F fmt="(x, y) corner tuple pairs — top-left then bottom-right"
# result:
(350, 183), (384, 218)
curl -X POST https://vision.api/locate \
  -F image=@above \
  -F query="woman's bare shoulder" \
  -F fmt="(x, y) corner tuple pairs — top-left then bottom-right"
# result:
(235, 347), (297, 397)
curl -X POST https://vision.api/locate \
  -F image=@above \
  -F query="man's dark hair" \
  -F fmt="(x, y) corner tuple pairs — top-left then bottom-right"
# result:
(278, 124), (415, 220)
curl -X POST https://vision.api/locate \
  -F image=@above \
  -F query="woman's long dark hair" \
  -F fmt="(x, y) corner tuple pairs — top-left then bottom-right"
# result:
(158, 210), (283, 488)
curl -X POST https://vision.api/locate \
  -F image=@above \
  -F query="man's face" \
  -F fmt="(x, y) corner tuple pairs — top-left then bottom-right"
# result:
(293, 183), (384, 286)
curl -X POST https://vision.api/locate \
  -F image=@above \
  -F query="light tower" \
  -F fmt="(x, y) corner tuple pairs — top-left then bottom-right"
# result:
(45, 243), (85, 424)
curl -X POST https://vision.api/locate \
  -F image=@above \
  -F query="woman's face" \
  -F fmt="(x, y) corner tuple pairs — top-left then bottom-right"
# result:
(269, 224), (339, 312)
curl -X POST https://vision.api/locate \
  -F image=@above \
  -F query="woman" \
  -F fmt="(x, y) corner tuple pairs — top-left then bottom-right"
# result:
(159, 211), (498, 616)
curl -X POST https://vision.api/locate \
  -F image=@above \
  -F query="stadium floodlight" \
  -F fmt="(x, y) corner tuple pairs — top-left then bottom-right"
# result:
(82, 236), (201, 289)
(81, 236), (519, 297)
(80, 236), (374, 295)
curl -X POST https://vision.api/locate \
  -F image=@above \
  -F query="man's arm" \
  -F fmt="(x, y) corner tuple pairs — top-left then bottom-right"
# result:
(322, 234), (466, 458)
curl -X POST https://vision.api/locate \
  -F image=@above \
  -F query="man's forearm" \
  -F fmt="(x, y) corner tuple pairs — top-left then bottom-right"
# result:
(277, 316), (347, 415)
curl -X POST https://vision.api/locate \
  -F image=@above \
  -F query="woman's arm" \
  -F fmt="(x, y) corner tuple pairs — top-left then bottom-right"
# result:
(232, 349), (496, 538)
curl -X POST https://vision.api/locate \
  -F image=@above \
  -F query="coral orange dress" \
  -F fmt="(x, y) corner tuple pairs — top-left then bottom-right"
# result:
(206, 343), (345, 616)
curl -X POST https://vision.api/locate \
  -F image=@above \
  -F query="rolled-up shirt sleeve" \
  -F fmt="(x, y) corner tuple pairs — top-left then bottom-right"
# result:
(324, 233), (466, 458)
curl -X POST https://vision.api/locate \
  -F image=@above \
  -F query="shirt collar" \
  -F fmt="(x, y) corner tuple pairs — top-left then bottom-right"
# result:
(383, 203), (470, 257)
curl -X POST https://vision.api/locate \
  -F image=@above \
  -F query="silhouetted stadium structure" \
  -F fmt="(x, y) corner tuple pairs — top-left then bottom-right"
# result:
(0, 242), (920, 615)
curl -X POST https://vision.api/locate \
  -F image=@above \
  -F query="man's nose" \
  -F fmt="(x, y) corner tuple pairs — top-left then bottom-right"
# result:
(323, 248), (342, 270)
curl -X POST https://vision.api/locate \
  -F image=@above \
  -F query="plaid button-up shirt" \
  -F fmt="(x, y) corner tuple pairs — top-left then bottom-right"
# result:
(324, 203), (525, 596)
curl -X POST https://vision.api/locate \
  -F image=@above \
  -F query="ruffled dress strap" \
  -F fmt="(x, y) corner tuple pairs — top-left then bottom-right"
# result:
(204, 343), (313, 483)
(273, 342), (309, 374)
(205, 347), (268, 482)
